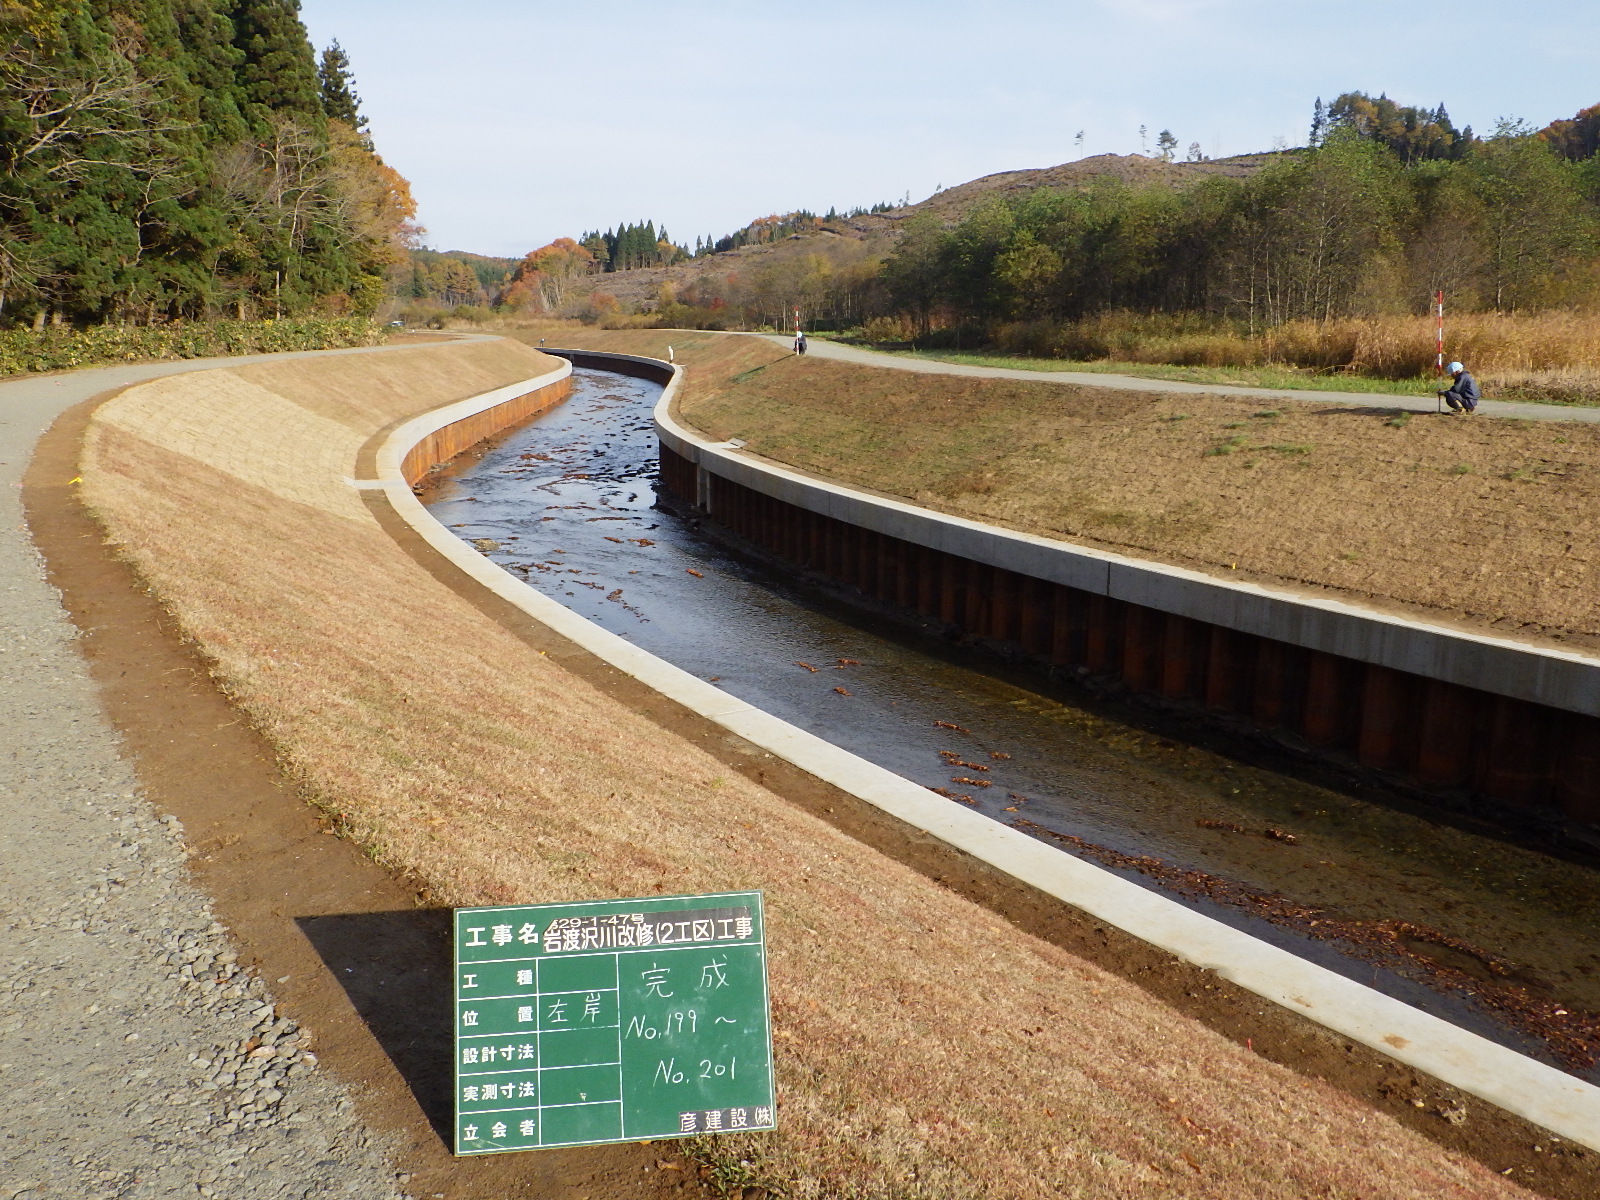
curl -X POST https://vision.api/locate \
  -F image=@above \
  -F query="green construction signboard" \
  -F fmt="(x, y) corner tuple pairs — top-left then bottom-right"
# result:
(453, 890), (775, 1154)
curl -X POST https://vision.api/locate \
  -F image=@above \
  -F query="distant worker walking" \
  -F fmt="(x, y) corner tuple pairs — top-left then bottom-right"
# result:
(794, 330), (807, 355)
(1438, 361), (1480, 414)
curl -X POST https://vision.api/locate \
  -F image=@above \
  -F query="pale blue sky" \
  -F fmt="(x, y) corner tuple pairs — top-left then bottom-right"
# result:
(298, 0), (1600, 258)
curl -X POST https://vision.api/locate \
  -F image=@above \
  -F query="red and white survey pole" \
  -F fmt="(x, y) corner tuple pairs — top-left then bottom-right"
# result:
(1435, 290), (1445, 377)
(1435, 290), (1445, 412)
(793, 305), (801, 335)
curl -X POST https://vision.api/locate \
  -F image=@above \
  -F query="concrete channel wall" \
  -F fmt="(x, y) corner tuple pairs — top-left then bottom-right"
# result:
(381, 345), (1600, 1150)
(399, 371), (572, 486)
(571, 349), (1600, 840)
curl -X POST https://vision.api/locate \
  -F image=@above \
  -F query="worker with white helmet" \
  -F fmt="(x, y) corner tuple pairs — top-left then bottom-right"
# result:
(1438, 361), (1480, 414)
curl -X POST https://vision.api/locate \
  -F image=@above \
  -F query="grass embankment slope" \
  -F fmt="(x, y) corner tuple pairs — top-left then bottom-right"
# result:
(81, 335), (1538, 1199)
(558, 329), (1600, 654)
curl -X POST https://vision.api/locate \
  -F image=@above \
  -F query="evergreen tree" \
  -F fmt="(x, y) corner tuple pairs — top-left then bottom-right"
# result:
(230, 0), (321, 126)
(318, 39), (366, 133)
(0, 0), (413, 325)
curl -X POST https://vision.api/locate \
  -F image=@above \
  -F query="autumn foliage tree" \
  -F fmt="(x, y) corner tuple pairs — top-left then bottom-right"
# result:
(498, 237), (594, 313)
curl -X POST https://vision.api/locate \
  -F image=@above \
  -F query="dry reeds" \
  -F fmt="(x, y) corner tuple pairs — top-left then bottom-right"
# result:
(992, 311), (1600, 399)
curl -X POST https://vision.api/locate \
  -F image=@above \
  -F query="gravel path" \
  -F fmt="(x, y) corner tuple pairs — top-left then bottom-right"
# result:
(1, 359), (407, 1199)
(773, 335), (1600, 424)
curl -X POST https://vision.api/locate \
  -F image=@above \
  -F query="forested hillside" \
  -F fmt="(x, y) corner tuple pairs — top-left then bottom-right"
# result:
(882, 97), (1599, 335)
(400, 248), (517, 309)
(519, 93), (1600, 355)
(0, 0), (415, 329)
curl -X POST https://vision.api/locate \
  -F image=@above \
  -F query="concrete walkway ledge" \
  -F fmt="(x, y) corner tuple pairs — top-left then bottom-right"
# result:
(370, 348), (1600, 1153)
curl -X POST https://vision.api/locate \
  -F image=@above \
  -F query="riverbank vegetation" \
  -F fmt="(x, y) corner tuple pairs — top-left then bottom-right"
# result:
(0, 315), (382, 375)
(866, 98), (1600, 403)
(1, 1), (416, 329)
(904, 310), (1600, 404)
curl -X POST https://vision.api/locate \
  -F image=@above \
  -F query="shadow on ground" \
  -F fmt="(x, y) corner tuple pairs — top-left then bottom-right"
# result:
(297, 909), (455, 1142)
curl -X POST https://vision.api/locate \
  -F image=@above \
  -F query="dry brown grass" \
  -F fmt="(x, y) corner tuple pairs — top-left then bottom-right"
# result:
(993, 311), (1600, 400)
(79, 335), (1537, 1199)
(589, 332), (1600, 652)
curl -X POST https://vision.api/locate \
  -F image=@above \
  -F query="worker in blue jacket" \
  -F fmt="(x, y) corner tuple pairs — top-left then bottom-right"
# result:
(1439, 361), (1480, 413)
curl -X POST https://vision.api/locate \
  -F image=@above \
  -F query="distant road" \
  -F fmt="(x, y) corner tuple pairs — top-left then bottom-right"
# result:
(765, 335), (1600, 425)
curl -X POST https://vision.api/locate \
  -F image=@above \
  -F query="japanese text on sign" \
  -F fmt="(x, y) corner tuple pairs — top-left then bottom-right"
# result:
(453, 891), (775, 1154)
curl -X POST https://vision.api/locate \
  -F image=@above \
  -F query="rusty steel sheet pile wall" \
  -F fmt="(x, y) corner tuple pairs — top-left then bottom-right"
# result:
(654, 444), (1600, 840)
(400, 376), (571, 486)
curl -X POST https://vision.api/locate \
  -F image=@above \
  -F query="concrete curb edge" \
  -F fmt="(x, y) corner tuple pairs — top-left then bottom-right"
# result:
(372, 350), (1600, 1152)
(651, 349), (1600, 718)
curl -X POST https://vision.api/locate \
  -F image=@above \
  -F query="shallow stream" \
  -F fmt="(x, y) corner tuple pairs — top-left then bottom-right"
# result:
(428, 366), (1600, 1080)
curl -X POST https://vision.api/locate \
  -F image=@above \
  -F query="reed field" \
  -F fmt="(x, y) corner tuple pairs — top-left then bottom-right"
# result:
(982, 311), (1600, 404)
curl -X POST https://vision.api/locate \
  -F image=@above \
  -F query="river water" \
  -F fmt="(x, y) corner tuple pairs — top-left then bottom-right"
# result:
(427, 365), (1600, 1079)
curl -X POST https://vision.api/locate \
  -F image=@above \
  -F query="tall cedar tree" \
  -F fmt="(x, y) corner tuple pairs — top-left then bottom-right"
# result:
(318, 39), (365, 134)
(0, 0), (412, 325)
(230, 0), (320, 125)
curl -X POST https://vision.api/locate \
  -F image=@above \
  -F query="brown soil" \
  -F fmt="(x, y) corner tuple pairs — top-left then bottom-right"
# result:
(545, 329), (1600, 654)
(60, 333), (1593, 1198)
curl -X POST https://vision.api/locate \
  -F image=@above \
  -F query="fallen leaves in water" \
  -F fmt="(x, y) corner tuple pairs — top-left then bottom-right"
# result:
(794, 661), (818, 672)
(1197, 819), (1300, 845)
(685, 569), (704, 578)
(939, 751), (989, 771)
(836, 658), (861, 667)
(934, 720), (969, 733)
(951, 776), (992, 788)
(929, 787), (977, 806)
(1011, 816), (1600, 1069)
(834, 686), (852, 696)
(990, 751), (1011, 760)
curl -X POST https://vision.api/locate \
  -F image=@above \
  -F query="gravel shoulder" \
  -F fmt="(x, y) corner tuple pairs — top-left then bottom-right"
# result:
(4, 348), (697, 1200)
(1, 362), (400, 1199)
